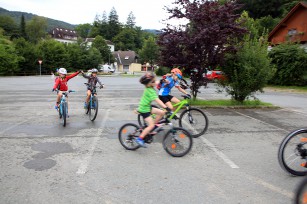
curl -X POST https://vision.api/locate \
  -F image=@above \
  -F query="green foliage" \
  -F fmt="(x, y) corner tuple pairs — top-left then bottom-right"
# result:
(37, 39), (69, 74)
(0, 37), (22, 75)
(139, 36), (159, 65)
(155, 66), (170, 76)
(221, 35), (274, 102)
(75, 23), (92, 38)
(13, 37), (38, 74)
(26, 16), (47, 44)
(0, 15), (18, 36)
(92, 35), (112, 63)
(112, 28), (138, 51)
(269, 43), (307, 86)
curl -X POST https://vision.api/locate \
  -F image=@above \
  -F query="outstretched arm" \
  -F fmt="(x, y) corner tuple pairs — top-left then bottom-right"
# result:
(66, 71), (80, 80)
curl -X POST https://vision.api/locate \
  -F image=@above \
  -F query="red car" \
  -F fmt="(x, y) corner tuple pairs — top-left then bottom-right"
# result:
(204, 70), (226, 82)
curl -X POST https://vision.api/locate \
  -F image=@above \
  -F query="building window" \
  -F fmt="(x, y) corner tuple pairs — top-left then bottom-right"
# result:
(288, 29), (297, 36)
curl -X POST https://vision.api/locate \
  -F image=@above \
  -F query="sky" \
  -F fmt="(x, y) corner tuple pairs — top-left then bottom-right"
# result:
(0, 0), (178, 30)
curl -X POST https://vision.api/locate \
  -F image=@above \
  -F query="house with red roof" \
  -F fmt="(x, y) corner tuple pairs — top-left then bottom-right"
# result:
(268, 1), (307, 51)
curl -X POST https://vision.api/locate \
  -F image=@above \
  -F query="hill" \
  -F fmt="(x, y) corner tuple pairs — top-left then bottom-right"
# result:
(0, 7), (76, 31)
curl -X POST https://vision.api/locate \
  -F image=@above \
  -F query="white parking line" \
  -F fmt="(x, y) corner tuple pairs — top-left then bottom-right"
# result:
(76, 110), (110, 175)
(201, 137), (239, 169)
(243, 173), (293, 199)
(181, 119), (239, 169)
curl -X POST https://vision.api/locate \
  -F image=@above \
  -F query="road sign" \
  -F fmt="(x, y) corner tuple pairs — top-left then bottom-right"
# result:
(38, 60), (42, 64)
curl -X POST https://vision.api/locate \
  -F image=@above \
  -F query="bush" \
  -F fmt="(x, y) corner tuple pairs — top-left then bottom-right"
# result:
(155, 66), (170, 76)
(269, 43), (307, 86)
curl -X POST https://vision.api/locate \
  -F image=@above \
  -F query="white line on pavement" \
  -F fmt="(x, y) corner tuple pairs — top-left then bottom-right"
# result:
(181, 119), (239, 169)
(243, 173), (294, 199)
(201, 137), (240, 169)
(76, 110), (110, 175)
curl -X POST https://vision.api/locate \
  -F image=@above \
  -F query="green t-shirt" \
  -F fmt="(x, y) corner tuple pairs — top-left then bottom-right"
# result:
(138, 87), (158, 113)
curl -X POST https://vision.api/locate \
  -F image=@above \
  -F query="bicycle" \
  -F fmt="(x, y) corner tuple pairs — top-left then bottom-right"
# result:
(118, 116), (193, 157)
(55, 90), (75, 127)
(137, 95), (209, 138)
(278, 128), (307, 176)
(295, 176), (307, 204)
(84, 83), (102, 121)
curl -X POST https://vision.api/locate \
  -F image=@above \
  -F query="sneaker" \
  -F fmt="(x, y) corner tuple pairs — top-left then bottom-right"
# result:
(84, 102), (88, 109)
(135, 137), (147, 148)
(55, 103), (59, 110)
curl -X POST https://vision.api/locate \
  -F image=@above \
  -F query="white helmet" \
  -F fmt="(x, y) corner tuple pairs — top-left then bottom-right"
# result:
(58, 68), (67, 75)
(91, 68), (98, 73)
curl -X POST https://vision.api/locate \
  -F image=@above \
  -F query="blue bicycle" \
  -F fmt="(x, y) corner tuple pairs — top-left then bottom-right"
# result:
(84, 83), (102, 121)
(56, 90), (75, 126)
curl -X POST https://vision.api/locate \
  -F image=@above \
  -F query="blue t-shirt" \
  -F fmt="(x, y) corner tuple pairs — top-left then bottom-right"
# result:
(158, 76), (179, 96)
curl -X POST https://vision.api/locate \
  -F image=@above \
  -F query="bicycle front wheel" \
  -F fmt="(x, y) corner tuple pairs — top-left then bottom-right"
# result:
(89, 96), (98, 121)
(61, 102), (67, 127)
(163, 127), (193, 157)
(118, 123), (141, 150)
(278, 129), (307, 176)
(179, 108), (209, 138)
(295, 177), (307, 204)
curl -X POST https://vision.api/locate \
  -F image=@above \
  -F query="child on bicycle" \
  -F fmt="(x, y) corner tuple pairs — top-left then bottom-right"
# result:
(52, 68), (80, 109)
(158, 68), (190, 112)
(80, 68), (104, 108)
(136, 72), (172, 147)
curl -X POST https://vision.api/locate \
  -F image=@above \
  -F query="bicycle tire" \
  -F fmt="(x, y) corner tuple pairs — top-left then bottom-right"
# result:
(137, 104), (159, 127)
(163, 127), (193, 157)
(179, 108), (209, 138)
(58, 105), (62, 119)
(278, 128), (307, 176)
(118, 123), (141, 150)
(89, 96), (98, 121)
(62, 102), (67, 127)
(295, 176), (307, 204)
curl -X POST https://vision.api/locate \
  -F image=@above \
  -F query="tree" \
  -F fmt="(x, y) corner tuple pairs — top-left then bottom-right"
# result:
(158, 0), (246, 99)
(20, 14), (27, 39)
(139, 36), (159, 67)
(26, 16), (47, 44)
(13, 37), (38, 75)
(106, 7), (122, 40)
(220, 12), (274, 102)
(37, 39), (69, 74)
(112, 28), (138, 51)
(126, 11), (136, 28)
(75, 23), (92, 38)
(0, 37), (22, 75)
(0, 15), (17, 36)
(269, 43), (307, 86)
(92, 35), (112, 63)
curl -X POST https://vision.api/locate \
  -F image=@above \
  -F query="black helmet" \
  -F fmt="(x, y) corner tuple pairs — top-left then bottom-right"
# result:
(139, 72), (155, 85)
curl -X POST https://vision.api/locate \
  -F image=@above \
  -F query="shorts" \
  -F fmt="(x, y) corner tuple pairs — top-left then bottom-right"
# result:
(139, 112), (151, 119)
(159, 95), (173, 103)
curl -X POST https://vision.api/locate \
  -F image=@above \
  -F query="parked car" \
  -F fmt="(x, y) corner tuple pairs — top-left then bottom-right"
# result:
(98, 64), (115, 73)
(205, 70), (226, 82)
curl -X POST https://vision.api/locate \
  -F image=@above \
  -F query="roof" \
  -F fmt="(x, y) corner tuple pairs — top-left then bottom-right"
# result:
(268, 2), (307, 40)
(50, 27), (78, 39)
(113, 50), (139, 65)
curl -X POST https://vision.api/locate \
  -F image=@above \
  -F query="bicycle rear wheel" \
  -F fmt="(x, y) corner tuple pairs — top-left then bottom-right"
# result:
(89, 96), (98, 121)
(61, 102), (67, 127)
(179, 108), (209, 138)
(163, 127), (193, 157)
(137, 105), (158, 127)
(278, 129), (307, 176)
(295, 177), (307, 204)
(118, 123), (141, 150)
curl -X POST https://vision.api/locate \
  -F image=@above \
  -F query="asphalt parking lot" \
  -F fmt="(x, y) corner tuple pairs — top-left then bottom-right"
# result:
(0, 75), (306, 204)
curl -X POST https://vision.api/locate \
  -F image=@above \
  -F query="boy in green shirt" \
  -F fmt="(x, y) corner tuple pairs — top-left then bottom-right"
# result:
(137, 72), (171, 147)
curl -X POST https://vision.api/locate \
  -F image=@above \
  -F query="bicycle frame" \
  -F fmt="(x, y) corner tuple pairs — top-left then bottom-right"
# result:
(168, 99), (189, 120)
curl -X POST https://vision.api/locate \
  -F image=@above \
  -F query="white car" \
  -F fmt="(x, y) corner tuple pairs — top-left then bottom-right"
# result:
(99, 64), (115, 73)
